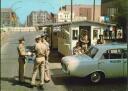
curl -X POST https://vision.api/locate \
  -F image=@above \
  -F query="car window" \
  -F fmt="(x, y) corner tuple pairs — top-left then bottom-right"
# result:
(103, 49), (123, 59)
(86, 46), (98, 58)
(122, 49), (127, 58)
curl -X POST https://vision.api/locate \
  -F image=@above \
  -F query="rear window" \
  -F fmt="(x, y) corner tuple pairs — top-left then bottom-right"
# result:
(103, 49), (127, 59)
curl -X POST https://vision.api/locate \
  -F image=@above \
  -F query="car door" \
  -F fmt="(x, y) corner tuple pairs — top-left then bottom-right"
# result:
(99, 49), (123, 78)
(122, 49), (127, 77)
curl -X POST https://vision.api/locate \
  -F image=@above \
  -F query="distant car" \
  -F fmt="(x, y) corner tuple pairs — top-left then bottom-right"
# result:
(61, 43), (127, 83)
(26, 46), (35, 63)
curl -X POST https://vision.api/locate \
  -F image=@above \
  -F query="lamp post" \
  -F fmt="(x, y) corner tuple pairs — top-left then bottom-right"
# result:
(13, 7), (22, 27)
(70, 0), (73, 23)
(10, 1), (22, 9)
(93, 0), (95, 21)
(10, 1), (22, 27)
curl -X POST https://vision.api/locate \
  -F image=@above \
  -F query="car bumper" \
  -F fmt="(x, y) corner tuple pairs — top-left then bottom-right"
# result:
(61, 62), (70, 75)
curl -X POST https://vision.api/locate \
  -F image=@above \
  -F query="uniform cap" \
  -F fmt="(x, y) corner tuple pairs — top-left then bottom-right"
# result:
(35, 35), (41, 39)
(19, 37), (25, 41)
(41, 34), (46, 37)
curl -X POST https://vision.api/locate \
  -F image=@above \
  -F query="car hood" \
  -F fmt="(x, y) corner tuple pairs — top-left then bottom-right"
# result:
(62, 54), (92, 63)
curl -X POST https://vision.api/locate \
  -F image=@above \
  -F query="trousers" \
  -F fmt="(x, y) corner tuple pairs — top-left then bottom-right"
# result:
(18, 57), (26, 82)
(31, 57), (45, 85)
(44, 60), (50, 81)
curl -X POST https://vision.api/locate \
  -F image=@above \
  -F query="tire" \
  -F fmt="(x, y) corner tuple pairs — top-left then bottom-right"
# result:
(90, 72), (103, 83)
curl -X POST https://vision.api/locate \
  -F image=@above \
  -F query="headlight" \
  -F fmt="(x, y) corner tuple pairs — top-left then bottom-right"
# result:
(61, 62), (69, 73)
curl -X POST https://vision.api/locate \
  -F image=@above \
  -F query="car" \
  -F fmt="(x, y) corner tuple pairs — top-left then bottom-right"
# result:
(61, 43), (127, 83)
(26, 46), (35, 63)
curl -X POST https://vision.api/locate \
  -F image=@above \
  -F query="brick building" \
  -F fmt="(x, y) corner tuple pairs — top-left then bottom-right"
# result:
(101, 0), (118, 23)
(27, 11), (51, 27)
(60, 4), (101, 22)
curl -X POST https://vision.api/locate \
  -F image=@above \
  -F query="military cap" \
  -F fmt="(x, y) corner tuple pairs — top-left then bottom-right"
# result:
(41, 34), (46, 38)
(35, 35), (41, 39)
(19, 37), (25, 41)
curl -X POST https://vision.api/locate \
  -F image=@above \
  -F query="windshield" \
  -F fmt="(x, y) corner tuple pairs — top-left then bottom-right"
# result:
(86, 46), (98, 58)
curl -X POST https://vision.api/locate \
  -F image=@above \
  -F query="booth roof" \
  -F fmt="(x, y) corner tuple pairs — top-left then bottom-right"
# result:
(39, 20), (116, 27)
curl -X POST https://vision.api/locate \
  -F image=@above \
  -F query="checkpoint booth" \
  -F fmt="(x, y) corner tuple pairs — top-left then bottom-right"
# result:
(39, 21), (114, 56)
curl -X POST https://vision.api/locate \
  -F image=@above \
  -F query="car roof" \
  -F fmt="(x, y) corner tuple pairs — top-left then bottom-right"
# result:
(94, 43), (127, 50)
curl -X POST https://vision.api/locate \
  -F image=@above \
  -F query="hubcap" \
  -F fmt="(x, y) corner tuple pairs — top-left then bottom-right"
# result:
(91, 72), (101, 83)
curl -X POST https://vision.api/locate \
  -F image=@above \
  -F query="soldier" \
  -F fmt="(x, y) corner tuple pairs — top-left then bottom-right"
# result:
(73, 42), (82, 55)
(41, 34), (50, 82)
(80, 31), (89, 53)
(31, 35), (48, 88)
(97, 35), (104, 44)
(17, 37), (27, 83)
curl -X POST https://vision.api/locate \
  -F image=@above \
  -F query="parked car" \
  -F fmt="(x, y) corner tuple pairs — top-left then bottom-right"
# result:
(61, 43), (127, 83)
(26, 46), (35, 63)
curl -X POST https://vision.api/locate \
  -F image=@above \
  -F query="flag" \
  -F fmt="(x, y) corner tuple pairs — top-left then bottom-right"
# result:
(10, 12), (16, 21)
(51, 12), (54, 23)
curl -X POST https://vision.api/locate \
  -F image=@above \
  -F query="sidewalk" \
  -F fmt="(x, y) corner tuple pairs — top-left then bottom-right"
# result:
(1, 31), (13, 46)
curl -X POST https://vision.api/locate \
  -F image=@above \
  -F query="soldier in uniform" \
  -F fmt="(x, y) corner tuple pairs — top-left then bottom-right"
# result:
(73, 42), (82, 55)
(31, 36), (48, 88)
(80, 31), (89, 53)
(97, 35), (104, 44)
(17, 38), (27, 83)
(41, 34), (50, 82)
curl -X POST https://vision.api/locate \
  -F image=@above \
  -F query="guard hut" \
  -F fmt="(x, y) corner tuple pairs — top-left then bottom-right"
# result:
(39, 20), (115, 56)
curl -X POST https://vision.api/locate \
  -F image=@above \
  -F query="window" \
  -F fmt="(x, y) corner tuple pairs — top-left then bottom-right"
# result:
(103, 49), (125, 59)
(93, 30), (98, 39)
(86, 47), (98, 58)
(122, 49), (127, 58)
(72, 30), (78, 40)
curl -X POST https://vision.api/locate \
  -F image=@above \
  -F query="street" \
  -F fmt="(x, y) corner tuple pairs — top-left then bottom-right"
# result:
(1, 31), (128, 91)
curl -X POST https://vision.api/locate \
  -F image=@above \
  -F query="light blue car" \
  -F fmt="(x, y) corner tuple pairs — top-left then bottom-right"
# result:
(61, 43), (127, 83)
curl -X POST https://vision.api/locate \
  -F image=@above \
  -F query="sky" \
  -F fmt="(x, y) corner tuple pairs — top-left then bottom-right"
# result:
(1, 0), (101, 24)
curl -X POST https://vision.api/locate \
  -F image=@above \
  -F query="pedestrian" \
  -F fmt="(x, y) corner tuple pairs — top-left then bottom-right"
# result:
(97, 35), (104, 44)
(17, 37), (27, 83)
(106, 26), (109, 39)
(41, 34), (50, 83)
(109, 26), (112, 39)
(73, 42), (82, 55)
(80, 31), (89, 53)
(117, 28), (122, 39)
(31, 35), (48, 88)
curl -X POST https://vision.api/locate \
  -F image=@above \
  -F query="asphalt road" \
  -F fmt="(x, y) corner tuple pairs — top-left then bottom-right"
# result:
(1, 31), (128, 91)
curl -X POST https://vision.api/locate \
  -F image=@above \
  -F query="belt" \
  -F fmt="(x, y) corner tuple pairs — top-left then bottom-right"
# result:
(36, 55), (45, 58)
(19, 55), (25, 58)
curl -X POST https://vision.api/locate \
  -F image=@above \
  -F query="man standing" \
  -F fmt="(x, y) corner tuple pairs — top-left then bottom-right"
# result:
(80, 31), (89, 53)
(17, 38), (27, 83)
(97, 35), (105, 44)
(31, 36), (48, 88)
(41, 34), (50, 82)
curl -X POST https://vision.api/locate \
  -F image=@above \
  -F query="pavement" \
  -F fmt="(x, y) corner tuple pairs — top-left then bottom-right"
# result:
(1, 31), (128, 91)
(1, 31), (13, 46)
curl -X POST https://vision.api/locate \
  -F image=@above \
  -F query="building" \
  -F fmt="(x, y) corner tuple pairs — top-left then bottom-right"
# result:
(101, 0), (119, 23)
(27, 11), (51, 27)
(57, 10), (75, 22)
(59, 4), (101, 22)
(1, 8), (19, 27)
(101, 0), (127, 41)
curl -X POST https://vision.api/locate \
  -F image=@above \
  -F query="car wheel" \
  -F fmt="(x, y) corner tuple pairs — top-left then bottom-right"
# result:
(90, 72), (102, 83)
